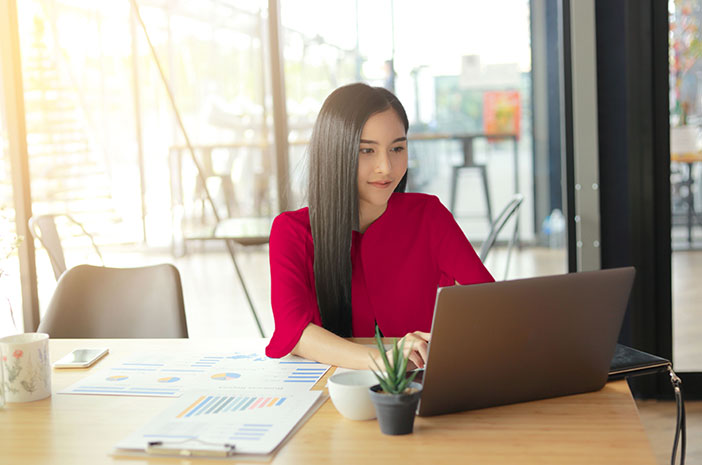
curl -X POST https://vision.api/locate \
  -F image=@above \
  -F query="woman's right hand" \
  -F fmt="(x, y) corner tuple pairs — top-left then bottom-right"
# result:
(372, 331), (431, 371)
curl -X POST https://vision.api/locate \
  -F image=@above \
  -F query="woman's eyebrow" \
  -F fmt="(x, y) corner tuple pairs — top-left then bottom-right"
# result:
(360, 136), (407, 144)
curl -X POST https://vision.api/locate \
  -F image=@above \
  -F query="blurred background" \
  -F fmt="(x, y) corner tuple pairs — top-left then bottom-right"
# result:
(0, 0), (697, 377)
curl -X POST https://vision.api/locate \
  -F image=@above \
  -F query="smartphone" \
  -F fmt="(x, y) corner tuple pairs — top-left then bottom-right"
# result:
(53, 348), (109, 368)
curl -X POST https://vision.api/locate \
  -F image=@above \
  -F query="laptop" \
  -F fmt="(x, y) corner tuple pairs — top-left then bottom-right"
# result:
(416, 267), (636, 417)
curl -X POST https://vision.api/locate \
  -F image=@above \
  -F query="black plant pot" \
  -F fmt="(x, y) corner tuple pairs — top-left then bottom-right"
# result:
(368, 382), (423, 435)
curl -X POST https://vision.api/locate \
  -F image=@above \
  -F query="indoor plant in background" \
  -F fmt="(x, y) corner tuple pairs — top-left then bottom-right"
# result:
(368, 326), (423, 435)
(0, 212), (22, 338)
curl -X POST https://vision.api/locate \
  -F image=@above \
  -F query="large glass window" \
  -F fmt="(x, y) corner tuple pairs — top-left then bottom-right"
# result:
(0, 62), (23, 336)
(669, 0), (702, 372)
(3, 0), (570, 337)
(281, 0), (567, 281)
(13, 0), (274, 323)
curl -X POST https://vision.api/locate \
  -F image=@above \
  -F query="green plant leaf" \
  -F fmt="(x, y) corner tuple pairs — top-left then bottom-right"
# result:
(373, 325), (385, 352)
(398, 340), (413, 374)
(393, 338), (401, 374)
(397, 377), (408, 393)
(387, 338), (402, 385)
(369, 325), (418, 395)
(373, 371), (391, 393)
(397, 369), (418, 393)
(371, 356), (396, 394)
(370, 358), (385, 378)
(375, 326), (393, 381)
(371, 369), (384, 386)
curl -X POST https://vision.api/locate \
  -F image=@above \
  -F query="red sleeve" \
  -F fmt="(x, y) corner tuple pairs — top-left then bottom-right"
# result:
(429, 196), (495, 285)
(265, 213), (321, 358)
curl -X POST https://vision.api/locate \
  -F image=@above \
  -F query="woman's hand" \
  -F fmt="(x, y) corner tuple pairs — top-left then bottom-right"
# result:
(372, 331), (431, 371)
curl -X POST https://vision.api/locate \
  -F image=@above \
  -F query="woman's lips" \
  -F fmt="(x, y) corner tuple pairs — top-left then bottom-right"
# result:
(369, 181), (392, 188)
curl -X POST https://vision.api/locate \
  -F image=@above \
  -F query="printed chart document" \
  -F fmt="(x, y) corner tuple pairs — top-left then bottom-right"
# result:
(59, 350), (330, 397)
(114, 389), (324, 456)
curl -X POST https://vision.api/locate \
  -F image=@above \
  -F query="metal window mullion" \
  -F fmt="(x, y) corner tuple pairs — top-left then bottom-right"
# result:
(569, 0), (601, 272)
(267, 0), (290, 213)
(0, 0), (40, 331)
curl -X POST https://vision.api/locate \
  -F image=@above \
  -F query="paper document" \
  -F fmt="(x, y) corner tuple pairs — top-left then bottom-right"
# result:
(59, 350), (330, 397)
(114, 389), (324, 456)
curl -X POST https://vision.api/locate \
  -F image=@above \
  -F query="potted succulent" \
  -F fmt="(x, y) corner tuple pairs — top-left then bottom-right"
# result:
(368, 326), (423, 435)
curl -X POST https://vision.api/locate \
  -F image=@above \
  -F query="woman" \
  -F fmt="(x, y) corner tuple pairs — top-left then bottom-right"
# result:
(265, 83), (494, 369)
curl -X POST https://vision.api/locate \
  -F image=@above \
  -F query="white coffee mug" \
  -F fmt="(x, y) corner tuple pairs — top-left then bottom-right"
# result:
(0, 333), (51, 402)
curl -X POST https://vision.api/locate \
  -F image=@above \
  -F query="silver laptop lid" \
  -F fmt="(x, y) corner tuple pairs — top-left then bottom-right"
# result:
(417, 267), (635, 416)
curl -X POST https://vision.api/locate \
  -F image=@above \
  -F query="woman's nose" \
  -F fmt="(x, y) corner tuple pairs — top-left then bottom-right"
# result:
(375, 151), (391, 173)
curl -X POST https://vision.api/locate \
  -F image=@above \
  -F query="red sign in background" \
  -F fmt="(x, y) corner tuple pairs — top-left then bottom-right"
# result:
(483, 91), (521, 138)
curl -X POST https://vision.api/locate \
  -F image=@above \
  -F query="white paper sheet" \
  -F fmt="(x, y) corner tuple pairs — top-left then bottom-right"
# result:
(59, 349), (330, 397)
(114, 389), (324, 456)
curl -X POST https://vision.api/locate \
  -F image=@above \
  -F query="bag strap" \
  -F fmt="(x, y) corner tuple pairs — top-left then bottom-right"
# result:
(668, 366), (686, 465)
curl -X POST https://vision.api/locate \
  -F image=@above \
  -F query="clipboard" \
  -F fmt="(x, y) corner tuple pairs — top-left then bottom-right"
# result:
(112, 389), (326, 460)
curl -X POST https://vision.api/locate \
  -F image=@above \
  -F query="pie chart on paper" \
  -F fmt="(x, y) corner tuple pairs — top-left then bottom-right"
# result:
(157, 376), (181, 383)
(106, 375), (128, 382)
(211, 372), (241, 381)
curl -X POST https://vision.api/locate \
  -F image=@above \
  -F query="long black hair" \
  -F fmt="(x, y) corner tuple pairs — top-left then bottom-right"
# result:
(308, 83), (409, 337)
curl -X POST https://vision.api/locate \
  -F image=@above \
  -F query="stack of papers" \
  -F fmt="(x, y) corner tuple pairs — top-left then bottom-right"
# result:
(59, 350), (329, 397)
(59, 346), (330, 458)
(114, 389), (324, 456)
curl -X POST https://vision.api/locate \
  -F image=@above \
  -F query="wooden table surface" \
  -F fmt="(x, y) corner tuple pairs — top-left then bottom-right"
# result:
(0, 338), (657, 465)
(671, 151), (702, 164)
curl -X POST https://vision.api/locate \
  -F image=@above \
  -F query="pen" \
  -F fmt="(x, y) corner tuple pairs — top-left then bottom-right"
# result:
(146, 440), (236, 457)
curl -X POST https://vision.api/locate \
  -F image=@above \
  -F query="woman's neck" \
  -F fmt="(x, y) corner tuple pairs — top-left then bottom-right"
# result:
(358, 200), (388, 233)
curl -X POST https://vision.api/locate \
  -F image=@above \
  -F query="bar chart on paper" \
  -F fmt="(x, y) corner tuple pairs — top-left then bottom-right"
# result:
(114, 389), (324, 455)
(59, 345), (330, 397)
(176, 394), (289, 417)
(285, 367), (328, 383)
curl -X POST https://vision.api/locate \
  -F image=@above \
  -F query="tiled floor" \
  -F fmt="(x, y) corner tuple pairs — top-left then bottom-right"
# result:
(637, 398), (702, 465)
(672, 250), (702, 372)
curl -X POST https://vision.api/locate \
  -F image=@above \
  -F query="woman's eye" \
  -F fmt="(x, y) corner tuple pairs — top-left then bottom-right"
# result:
(360, 147), (374, 154)
(391, 146), (405, 153)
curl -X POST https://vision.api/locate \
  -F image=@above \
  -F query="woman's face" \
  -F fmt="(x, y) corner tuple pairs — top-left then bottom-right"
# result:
(357, 108), (408, 210)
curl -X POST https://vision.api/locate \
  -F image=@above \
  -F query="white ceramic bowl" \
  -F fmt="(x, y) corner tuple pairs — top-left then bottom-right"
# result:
(327, 370), (378, 420)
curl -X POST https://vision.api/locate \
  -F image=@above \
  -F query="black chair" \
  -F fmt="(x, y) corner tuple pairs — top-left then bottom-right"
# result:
(479, 194), (524, 280)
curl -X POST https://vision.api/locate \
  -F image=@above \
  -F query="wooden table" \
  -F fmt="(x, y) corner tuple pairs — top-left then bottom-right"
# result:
(0, 339), (657, 465)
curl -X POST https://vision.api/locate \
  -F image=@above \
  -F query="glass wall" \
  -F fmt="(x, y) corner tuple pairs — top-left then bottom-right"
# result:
(2, 0), (569, 335)
(669, 0), (702, 372)
(12, 0), (276, 314)
(0, 62), (23, 336)
(16, 0), (274, 240)
(281, 0), (567, 280)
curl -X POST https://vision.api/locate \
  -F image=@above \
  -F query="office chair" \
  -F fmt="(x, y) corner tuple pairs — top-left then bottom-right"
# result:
(28, 214), (104, 280)
(37, 264), (188, 338)
(479, 194), (524, 280)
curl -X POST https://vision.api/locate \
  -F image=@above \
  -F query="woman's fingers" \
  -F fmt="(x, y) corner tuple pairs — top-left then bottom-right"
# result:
(378, 332), (431, 372)
(402, 333), (429, 366)
(408, 351), (424, 369)
(383, 344), (422, 370)
(412, 331), (431, 342)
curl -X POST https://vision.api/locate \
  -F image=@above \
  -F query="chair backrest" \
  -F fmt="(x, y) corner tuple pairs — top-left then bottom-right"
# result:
(37, 264), (188, 338)
(28, 214), (104, 280)
(29, 215), (67, 280)
(479, 194), (524, 280)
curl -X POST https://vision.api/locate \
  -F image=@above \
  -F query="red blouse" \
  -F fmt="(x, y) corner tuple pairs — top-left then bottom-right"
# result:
(265, 192), (494, 358)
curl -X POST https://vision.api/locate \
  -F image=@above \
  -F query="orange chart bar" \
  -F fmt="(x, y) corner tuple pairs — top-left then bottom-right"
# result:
(177, 395), (206, 418)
